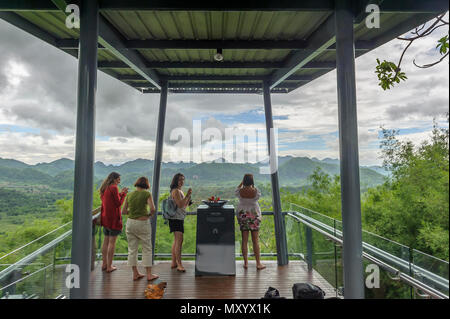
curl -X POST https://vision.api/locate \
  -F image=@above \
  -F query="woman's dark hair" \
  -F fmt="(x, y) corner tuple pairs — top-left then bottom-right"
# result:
(134, 176), (150, 189)
(99, 172), (120, 195)
(170, 173), (185, 190)
(242, 174), (254, 187)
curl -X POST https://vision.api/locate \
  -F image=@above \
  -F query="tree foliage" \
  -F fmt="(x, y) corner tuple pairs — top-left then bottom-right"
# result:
(364, 116), (449, 260)
(376, 13), (449, 90)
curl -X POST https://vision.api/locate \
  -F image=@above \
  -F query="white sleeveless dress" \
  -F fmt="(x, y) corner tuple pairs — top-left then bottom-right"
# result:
(235, 187), (262, 231)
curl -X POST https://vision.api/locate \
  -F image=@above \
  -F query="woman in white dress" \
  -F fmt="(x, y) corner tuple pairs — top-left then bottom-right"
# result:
(235, 174), (266, 270)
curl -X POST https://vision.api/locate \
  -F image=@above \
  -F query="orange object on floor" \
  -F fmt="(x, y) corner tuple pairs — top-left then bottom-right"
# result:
(144, 282), (167, 299)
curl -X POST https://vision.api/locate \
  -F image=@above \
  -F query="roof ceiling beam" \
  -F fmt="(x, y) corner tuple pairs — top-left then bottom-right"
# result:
(131, 83), (299, 89)
(0, 11), (144, 93)
(353, 0), (448, 24)
(378, 0), (449, 13)
(0, 0), (59, 11)
(143, 88), (291, 94)
(0, 11), (63, 50)
(98, 61), (285, 69)
(56, 39), (373, 50)
(270, 13), (336, 89)
(0, 0), (333, 11)
(98, 60), (335, 69)
(119, 74), (313, 82)
(126, 39), (308, 50)
(169, 89), (289, 94)
(287, 9), (446, 93)
(1, 0), (447, 13)
(98, 15), (161, 89)
(43, 0), (161, 89)
(98, 0), (334, 11)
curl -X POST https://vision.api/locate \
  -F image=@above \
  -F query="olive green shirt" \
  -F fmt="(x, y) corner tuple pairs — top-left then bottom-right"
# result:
(126, 190), (151, 219)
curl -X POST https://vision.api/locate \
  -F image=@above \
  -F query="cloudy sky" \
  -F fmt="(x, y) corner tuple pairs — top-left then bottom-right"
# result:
(0, 14), (448, 166)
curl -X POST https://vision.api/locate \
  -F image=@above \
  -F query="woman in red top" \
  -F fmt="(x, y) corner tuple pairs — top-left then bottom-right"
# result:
(99, 172), (128, 272)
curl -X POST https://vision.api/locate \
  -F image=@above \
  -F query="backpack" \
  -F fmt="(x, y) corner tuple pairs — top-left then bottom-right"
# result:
(161, 196), (178, 222)
(261, 287), (286, 299)
(292, 283), (326, 299)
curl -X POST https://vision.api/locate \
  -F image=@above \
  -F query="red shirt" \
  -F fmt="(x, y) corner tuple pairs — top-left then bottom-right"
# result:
(101, 185), (126, 230)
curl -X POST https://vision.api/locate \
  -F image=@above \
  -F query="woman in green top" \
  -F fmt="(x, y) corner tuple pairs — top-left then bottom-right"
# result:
(121, 176), (158, 281)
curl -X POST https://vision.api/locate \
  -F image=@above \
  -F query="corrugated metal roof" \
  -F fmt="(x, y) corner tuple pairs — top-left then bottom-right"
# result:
(102, 11), (331, 41)
(1, 1), (447, 94)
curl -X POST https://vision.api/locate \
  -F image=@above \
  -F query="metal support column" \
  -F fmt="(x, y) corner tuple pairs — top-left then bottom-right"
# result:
(70, 0), (98, 299)
(305, 226), (314, 271)
(151, 82), (168, 261)
(335, 0), (365, 299)
(263, 81), (288, 266)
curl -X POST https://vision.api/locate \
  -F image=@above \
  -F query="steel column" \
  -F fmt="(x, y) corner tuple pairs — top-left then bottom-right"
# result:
(305, 226), (314, 271)
(69, 0), (98, 299)
(335, 0), (365, 299)
(150, 81), (168, 262)
(262, 81), (288, 266)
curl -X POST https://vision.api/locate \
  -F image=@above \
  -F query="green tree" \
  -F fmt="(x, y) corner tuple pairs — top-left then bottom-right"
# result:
(364, 116), (449, 260)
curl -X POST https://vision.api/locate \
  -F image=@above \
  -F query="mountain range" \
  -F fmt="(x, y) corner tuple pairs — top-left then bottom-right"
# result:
(0, 156), (388, 191)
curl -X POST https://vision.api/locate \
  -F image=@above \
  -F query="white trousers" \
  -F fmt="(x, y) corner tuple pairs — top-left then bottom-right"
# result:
(126, 218), (153, 267)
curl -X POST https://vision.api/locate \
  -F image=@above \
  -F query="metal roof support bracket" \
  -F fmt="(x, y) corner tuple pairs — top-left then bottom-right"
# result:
(270, 13), (336, 89)
(98, 15), (161, 89)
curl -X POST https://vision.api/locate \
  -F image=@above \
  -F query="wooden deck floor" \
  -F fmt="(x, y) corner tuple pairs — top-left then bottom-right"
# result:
(89, 260), (336, 299)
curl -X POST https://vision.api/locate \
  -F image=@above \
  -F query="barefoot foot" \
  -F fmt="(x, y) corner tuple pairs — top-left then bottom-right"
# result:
(147, 274), (159, 281)
(133, 273), (145, 281)
(256, 264), (266, 270)
(176, 266), (186, 272)
(243, 263), (248, 269)
(106, 266), (117, 273)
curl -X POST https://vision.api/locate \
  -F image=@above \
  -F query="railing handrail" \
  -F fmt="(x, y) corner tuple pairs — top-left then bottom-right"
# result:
(0, 208), (101, 282)
(412, 248), (450, 265)
(289, 203), (412, 250)
(0, 263), (54, 292)
(289, 204), (448, 267)
(0, 222), (72, 261)
(296, 210), (449, 288)
(1, 204), (447, 299)
(288, 210), (449, 292)
(286, 212), (449, 299)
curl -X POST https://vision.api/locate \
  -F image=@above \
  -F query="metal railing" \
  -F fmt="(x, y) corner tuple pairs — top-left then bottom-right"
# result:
(287, 203), (449, 299)
(0, 209), (101, 299)
(1, 206), (448, 299)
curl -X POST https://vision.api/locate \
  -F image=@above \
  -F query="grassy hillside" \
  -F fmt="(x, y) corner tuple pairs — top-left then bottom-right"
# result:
(0, 156), (386, 190)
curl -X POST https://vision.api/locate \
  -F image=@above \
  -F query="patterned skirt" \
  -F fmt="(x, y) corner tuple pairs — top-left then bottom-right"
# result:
(237, 209), (261, 231)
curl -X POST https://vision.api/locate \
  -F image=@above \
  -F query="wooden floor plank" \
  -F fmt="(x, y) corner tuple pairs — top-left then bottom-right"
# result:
(88, 260), (337, 299)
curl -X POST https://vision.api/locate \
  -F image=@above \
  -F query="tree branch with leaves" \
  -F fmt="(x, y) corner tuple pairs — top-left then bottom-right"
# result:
(376, 13), (449, 90)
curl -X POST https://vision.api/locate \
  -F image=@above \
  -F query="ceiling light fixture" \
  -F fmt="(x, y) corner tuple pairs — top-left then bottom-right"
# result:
(214, 48), (224, 62)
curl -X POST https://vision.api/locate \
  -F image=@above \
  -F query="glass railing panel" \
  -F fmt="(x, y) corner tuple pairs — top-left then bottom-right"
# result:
(285, 214), (304, 260)
(153, 215), (197, 260)
(362, 229), (411, 264)
(411, 249), (449, 297)
(0, 222), (72, 272)
(1, 213), (102, 299)
(309, 224), (339, 297)
(0, 231), (76, 299)
(233, 214), (278, 260)
(289, 203), (336, 229)
(363, 259), (414, 299)
(0, 244), (56, 299)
